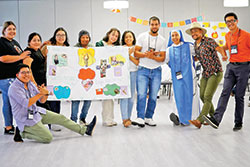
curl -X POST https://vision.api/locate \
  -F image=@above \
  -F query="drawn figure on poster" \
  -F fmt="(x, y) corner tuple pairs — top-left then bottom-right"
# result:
(53, 54), (68, 66)
(54, 54), (59, 65)
(96, 59), (111, 78)
(78, 68), (96, 91)
(103, 84), (120, 96)
(109, 54), (126, 67)
(78, 48), (95, 67)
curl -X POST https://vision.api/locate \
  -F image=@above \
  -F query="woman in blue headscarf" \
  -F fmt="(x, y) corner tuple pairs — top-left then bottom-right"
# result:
(166, 30), (198, 125)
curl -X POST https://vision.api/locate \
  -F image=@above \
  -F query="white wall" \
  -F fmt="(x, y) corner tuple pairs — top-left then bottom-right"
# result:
(0, 0), (250, 48)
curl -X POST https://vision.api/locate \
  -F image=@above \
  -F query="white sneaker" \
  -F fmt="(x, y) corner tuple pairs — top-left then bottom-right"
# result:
(103, 121), (117, 127)
(111, 121), (117, 126)
(132, 118), (145, 127)
(145, 118), (157, 126)
(50, 125), (62, 131)
(102, 122), (113, 127)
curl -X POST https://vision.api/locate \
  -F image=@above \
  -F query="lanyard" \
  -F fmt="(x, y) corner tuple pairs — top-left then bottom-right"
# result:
(228, 29), (241, 50)
(25, 85), (36, 111)
(172, 45), (182, 72)
(10, 40), (22, 54)
(148, 34), (158, 51)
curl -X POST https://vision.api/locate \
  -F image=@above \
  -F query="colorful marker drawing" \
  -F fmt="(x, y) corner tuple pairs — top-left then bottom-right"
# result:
(78, 48), (95, 67)
(53, 86), (71, 99)
(82, 80), (94, 91)
(109, 54), (126, 67)
(114, 67), (122, 77)
(53, 54), (68, 67)
(96, 88), (103, 95)
(103, 84), (120, 96)
(78, 68), (96, 80)
(96, 59), (111, 78)
(49, 65), (57, 76)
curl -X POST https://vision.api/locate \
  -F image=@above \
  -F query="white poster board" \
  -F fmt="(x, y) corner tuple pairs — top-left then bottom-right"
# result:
(46, 46), (131, 100)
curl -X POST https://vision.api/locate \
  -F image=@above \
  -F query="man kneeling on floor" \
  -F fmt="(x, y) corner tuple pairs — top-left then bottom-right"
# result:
(9, 63), (96, 143)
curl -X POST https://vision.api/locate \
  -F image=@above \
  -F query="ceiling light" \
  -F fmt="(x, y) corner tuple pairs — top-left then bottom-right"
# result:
(103, 0), (129, 9)
(224, 0), (249, 7)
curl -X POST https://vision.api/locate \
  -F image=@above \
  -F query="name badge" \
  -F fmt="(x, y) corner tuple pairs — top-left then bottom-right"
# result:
(148, 47), (155, 51)
(231, 45), (238, 54)
(28, 110), (34, 120)
(176, 72), (183, 80)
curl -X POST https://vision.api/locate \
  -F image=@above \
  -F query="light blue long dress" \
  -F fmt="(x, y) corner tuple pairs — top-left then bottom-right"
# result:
(167, 30), (196, 125)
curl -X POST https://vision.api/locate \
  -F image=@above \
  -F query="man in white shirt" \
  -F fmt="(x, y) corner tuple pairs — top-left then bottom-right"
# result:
(132, 16), (166, 127)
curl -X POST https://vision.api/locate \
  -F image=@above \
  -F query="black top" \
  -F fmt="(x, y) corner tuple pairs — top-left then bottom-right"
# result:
(0, 37), (23, 79)
(24, 47), (47, 86)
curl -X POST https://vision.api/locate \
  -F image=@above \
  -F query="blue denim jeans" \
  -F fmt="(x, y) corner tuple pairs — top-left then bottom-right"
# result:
(120, 71), (137, 120)
(0, 78), (15, 126)
(136, 66), (162, 119)
(70, 100), (91, 122)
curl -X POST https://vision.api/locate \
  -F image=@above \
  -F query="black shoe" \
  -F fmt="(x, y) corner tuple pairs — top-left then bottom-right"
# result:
(233, 123), (242, 131)
(13, 127), (23, 142)
(4, 125), (15, 135)
(80, 118), (86, 125)
(85, 116), (97, 136)
(169, 113), (180, 126)
(202, 115), (219, 129)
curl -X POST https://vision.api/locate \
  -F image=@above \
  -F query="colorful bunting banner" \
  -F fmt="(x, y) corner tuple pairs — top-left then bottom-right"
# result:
(129, 16), (204, 28)
(179, 21), (185, 26)
(136, 19), (143, 24)
(191, 17), (197, 23)
(161, 22), (167, 28)
(167, 22), (173, 28)
(129, 16), (136, 22)
(143, 20), (149, 26)
(173, 22), (179, 27)
(185, 19), (191, 25)
(197, 16), (203, 22)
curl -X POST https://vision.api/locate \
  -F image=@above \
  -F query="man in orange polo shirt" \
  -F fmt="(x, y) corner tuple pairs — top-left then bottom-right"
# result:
(203, 12), (250, 131)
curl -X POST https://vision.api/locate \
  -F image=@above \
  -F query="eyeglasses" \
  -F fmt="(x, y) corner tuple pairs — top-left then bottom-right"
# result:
(225, 19), (237, 24)
(20, 71), (31, 75)
(56, 34), (66, 37)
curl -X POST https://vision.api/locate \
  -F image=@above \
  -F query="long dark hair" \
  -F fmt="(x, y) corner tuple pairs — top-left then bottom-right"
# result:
(2, 21), (16, 35)
(102, 28), (120, 46)
(121, 30), (136, 46)
(28, 32), (42, 46)
(49, 27), (69, 46)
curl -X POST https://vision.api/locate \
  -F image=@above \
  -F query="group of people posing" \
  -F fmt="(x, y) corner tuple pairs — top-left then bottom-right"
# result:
(0, 12), (249, 143)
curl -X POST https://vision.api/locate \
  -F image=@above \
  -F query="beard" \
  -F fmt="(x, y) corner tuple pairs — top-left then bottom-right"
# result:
(151, 29), (159, 34)
(192, 35), (200, 41)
